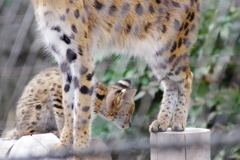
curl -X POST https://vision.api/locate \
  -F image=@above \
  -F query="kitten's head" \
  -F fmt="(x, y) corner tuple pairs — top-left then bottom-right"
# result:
(98, 79), (137, 129)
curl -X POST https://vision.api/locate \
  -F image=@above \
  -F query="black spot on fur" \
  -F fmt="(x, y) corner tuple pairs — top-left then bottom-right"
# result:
(60, 34), (71, 44)
(164, 13), (170, 21)
(66, 8), (70, 14)
(82, 16), (86, 24)
(144, 23), (151, 32)
(70, 33), (75, 39)
(72, 24), (77, 33)
(78, 45), (83, 56)
(66, 49), (77, 62)
(80, 85), (89, 94)
(115, 90), (122, 94)
(164, 0), (169, 6)
(174, 19), (180, 30)
(156, 0), (161, 4)
(53, 104), (63, 109)
(162, 24), (167, 33)
(94, 0), (104, 10)
(60, 62), (69, 72)
(149, 5), (155, 14)
(175, 67), (182, 75)
(88, 86), (94, 95)
(135, 3), (143, 15)
(121, 3), (130, 15)
(109, 5), (117, 14)
(173, 55), (183, 68)
(82, 120), (87, 124)
(185, 29), (190, 36)
(172, 2), (181, 8)
(160, 64), (167, 69)
(44, 11), (52, 16)
(178, 38), (183, 48)
(86, 73), (93, 81)
(73, 76), (79, 89)
(190, 0), (194, 6)
(156, 48), (164, 56)
(51, 44), (59, 53)
(189, 12), (195, 22)
(82, 106), (90, 112)
(67, 73), (72, 83)
(165, 41), (172, 50)
(171, 41), (177, 53)
(60, 15), (65, 21)
(84, 31), (88, 38)
(96, 93), (105, 100)
(51, 26), (61, 32)
(80, 66), (88, 75)
(190, 24), (196, 31)
(184, 5), (189, 13)
(169, 54), (176, 63)
(197, 3), (201, 12)
(29, 130), (35, 133)
(36, 105), (42, 110)
(64, 84), (70, 92)
(74, 9), (80, 19)
(126, 24), (131, 33)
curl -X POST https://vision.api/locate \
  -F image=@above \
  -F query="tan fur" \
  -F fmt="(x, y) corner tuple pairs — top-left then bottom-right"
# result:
(2, 68), (136, 140)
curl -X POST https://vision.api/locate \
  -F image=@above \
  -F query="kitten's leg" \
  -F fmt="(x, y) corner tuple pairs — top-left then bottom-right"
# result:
(50, 82), (65, 134)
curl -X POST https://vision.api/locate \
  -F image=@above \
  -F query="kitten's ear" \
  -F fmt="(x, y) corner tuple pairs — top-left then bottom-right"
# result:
(123, 89), (137, 101)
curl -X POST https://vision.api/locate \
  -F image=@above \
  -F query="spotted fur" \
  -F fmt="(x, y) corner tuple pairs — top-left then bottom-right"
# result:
(2, 68), (136, 140)
(30, 0), (201, 157)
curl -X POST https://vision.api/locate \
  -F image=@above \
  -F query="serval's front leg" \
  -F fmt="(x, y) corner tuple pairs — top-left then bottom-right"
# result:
(32, 2), (93, 159)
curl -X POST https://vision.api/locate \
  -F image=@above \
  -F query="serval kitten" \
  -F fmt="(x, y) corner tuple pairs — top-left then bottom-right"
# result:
(2, 68), (136, 140)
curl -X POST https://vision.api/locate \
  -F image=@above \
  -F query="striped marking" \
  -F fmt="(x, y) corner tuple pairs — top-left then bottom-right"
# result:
(53, 104), (63, 109)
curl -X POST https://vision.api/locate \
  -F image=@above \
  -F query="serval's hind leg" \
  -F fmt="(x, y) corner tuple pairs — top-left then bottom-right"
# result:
(149, 69), (193, 132)
(170, 70), (193, 131)
(149, 79), (179, 132)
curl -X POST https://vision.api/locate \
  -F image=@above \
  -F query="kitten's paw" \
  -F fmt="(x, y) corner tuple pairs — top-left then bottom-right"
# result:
(171, 121), (185, 131)
(149, 120), (169, 132)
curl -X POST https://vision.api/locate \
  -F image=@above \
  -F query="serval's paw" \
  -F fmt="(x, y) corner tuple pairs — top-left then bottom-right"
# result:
(50, 142), (71, 157)
(149, 120), (169, 132)
(171, 121), (185, 131)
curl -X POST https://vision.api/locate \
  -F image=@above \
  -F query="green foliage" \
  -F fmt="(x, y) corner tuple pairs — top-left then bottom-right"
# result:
(92, 1), (240, 159)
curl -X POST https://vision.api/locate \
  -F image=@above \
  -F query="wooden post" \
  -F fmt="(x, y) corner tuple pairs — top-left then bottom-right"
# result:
(150, 128), (210, 160)
(1, 133), (112, 160)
